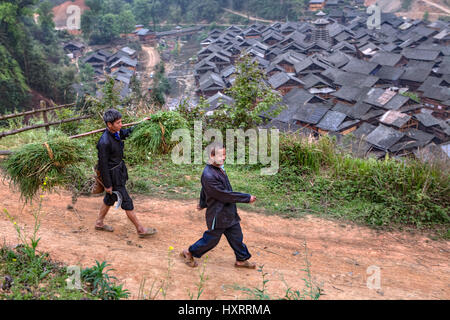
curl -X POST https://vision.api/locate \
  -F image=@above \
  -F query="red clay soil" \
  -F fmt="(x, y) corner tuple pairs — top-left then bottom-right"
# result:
(52, 0), (90, 29)
(0, 184), (448, 300)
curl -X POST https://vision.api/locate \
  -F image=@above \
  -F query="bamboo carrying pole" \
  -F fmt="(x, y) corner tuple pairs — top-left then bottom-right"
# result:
(0, 114), (149, 155)
(69, 119), (148, 139)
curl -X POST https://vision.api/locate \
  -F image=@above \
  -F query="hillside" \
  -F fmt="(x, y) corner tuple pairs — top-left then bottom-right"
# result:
(51, 0), (90, 30)
(366, 0), (450, 20)
(0, 0), (78, 113)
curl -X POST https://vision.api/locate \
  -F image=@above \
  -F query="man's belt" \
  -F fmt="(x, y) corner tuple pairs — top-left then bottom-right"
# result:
(109, 161), (123, 171)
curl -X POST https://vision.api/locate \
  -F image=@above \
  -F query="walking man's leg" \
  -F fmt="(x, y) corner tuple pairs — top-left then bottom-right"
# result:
(95, 187), (156, 237)
(119, 186), (156, 237)
(224, 223), (255, 268)
(95, 202), (112, 229)
(125, 210), (148, 234)
(182, 229), (223, 267)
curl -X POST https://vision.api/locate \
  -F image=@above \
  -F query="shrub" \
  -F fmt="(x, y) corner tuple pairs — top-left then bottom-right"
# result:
(81, 261), (130, 300)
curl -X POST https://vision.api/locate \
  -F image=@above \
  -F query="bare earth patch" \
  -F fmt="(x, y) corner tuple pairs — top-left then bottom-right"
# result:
(0, 185), (448, 300)
(365, 0), (450, 20)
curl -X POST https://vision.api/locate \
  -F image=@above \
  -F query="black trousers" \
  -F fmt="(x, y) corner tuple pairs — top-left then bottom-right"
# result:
(103, 185), (134, 211)
(189, 223), (251, 261)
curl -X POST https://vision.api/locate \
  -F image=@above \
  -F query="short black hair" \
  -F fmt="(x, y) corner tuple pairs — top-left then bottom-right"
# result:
(103, 108), (122, 124)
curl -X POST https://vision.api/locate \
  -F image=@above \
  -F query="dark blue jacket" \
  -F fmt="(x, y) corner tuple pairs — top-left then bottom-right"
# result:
(199, 164), (251, 230)
(96, 127), (133, 188)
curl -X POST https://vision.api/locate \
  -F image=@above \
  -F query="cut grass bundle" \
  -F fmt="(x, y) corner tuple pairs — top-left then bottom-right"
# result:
(2, 136), (93, 202)
(127, 111), (188, 163)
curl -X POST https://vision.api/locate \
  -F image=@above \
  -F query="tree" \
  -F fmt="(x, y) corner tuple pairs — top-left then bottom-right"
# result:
(84, 0), (103, 14)
(286, 0), (306, 20)
(150, 0), (162, 30)
(103, 0), (125, 15)
(36, 1), (55, 44)
(186, 0), (221, 23)
(168, 4), (182, 25)
(80, 9), (96, 39)
(102, 77), (122, 108)
(0, 44), (30, 113)
(220, 53), (283, 130)
(90, 13), (120, 44)
(117, 9), (135, 34)
(133, 0), (153, 26)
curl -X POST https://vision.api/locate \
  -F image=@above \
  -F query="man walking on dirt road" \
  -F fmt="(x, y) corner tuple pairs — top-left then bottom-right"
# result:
(95, 108), (156, 238)
(181, 142), (257, 269)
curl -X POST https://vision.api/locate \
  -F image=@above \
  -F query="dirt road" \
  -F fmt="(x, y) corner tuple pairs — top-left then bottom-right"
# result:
(223, 8), (276, 24)
(366, 0), (402, 12)
(420, 0), (450, 14)
(141, 45), (160, 71)
(0, 185), (448, 300)
(138, 45), (160, 92)
(365, 0), (450, 19)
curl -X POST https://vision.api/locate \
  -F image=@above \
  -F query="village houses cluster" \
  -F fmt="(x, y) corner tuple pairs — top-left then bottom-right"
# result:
(193, 1), (450, 161)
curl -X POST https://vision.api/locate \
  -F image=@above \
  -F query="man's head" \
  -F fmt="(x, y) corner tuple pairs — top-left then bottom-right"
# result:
(103, 108), (123, 133)
(207, 141), (226, 167)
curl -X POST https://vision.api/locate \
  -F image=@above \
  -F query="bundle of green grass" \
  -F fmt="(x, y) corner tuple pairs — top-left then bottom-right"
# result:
(127, 111), (188, 163)
(2, 136), (93, 202)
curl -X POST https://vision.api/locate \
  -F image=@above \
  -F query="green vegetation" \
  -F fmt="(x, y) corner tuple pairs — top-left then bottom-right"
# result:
(276, 133), (449, 228)
(127, 110), (188, 163)
(78, 0), (309, 45)
(126, 140), (449, 232)
(137, 246), (175, 300)
(148, 62), (171, 107)
(2, 135), (94, 203)
(81, 261), (130, 300)
(229, 242), (322, 300)
(402, 91), (421, 103)
(1, 196), (127, 300)
(216, 54), (283, 131)
(0, 244), (90, 300)
(0, 0), (78, 113)
(230, 0), (307, 21)
(187, 255), (209, 300)
(81, 0), (136, 44)
(401, 0), (413, 10)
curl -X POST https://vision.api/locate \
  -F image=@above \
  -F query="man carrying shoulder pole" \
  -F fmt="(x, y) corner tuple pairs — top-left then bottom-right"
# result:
(95, 108), (156, 238)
